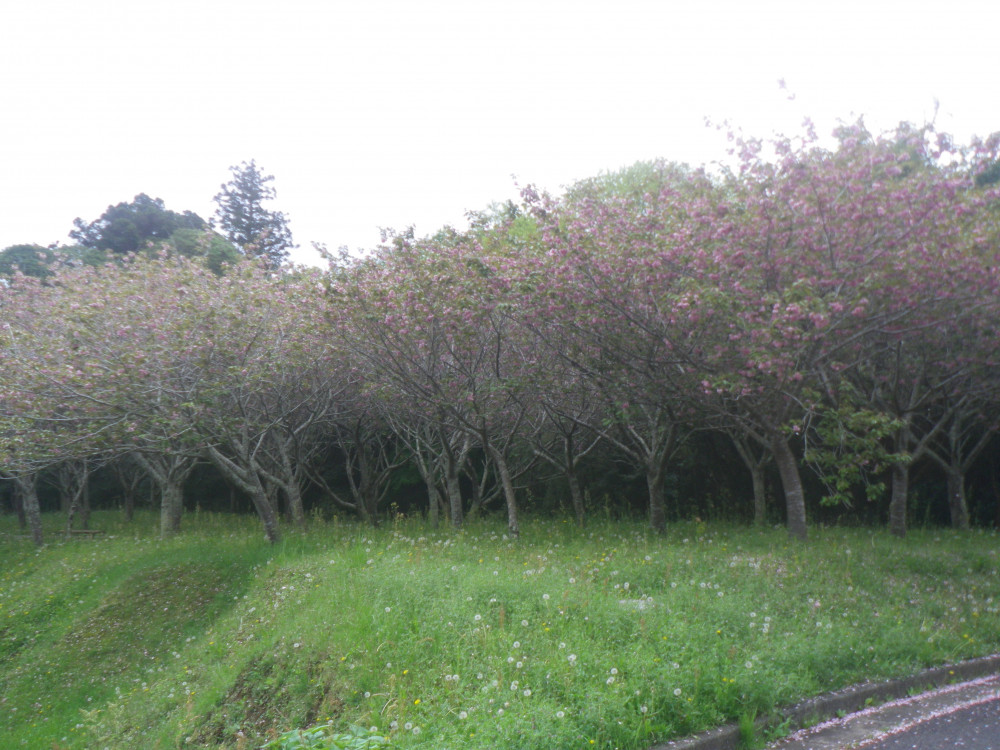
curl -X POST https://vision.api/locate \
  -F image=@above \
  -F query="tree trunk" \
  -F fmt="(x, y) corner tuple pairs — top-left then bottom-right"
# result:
(445, 452), (464, 528)
(161, 481), (184, 537)
(80, 471), (91, 530)
(134, 452), (196, 538)
(646, 462), (667, 534)
(751, 464), (767, 527)
(889, 462), (908, 538)
(123, 485), (135, 522)
(62, 461), (89, 537)
(489, 446), (520, 538)
(945, 467), (970, 530)
(285, 480), (306, 528)
(9, 484), (27, 529)
(771, 436), (808, 541)
(426, 482), (441, 527)
(206, 445), (281, 543)
(14, 475), (43, 546)
(277, 442), (306, 528)
(251, 481), (282, 542)
(567, 466), (586, 529)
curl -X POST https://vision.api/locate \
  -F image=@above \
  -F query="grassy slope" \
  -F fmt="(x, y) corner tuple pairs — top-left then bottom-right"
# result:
(1, 511), (998, 749)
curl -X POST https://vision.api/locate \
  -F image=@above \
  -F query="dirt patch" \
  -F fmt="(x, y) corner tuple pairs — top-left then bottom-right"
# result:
(194, 654), (347, 746)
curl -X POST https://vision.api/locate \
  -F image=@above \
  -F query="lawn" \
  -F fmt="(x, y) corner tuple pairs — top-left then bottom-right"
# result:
(1, 512), (998, 749)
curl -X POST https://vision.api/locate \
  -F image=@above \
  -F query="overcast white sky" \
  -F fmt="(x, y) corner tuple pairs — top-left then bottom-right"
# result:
(1, 0), (997, 265)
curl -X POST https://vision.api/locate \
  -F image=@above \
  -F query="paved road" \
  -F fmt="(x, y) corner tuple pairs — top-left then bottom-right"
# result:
(767, 675), (1000, 750)
(854, 697), (1000, 749)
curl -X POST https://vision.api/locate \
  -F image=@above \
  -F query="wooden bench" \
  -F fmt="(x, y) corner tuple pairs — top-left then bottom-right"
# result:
(67, 529), (104, 537)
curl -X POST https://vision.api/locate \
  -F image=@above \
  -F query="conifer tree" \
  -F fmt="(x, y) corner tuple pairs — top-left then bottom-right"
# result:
(213, 160), (294, 269)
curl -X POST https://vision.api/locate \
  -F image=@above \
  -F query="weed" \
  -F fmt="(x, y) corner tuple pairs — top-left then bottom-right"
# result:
(1, 512), (998, 749)
(259, 723), (387, 749)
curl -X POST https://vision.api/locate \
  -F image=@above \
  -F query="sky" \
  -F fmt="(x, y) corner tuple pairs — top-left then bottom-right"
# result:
(1, 0), (997, 266)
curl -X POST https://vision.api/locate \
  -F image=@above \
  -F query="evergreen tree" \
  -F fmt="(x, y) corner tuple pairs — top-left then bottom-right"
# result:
(70, 194), (206, 255)
(213, 160), (295, 269)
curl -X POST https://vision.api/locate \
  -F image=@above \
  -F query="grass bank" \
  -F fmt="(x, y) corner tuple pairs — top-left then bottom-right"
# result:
(1, 512), (998, 749)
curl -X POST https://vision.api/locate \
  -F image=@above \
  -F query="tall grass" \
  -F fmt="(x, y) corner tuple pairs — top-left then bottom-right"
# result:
(1, 512), (998, 749)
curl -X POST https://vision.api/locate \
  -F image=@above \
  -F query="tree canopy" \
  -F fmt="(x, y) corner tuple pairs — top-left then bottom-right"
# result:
(2, 120), (999, 547)
(70, 193), (207, 255)
(213, 160), (295, 269)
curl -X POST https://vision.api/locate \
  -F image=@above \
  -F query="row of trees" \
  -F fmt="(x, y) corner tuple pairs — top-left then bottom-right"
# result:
(2, 122), (999, 546)
(1, 159), (295, 278)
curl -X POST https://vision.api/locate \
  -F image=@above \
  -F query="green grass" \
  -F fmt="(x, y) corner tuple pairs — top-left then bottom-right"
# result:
(1, 512), (999, 749)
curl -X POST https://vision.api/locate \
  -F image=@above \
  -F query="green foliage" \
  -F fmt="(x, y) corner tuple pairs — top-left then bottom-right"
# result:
(0, 244), (55, 278)
(70, 193), (206, 254)
(213, 160), (295, 269)
(804, 402), (908, 507)
(165, 227), (242, 274)
(2, 513), (999, 749)
(260, 724), (388, 749)
(563, 158), (695, 204)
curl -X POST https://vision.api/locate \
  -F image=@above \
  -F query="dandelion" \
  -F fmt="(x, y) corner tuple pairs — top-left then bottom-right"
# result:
(674, 688), (682, 696)
(523, 688), (532, 697)
(606, 676), (615, 685)
(610, 667), (618, 675)
(568, 654), (577, 664)
(384, 607), (391, 613)
(404, 722), (413, 730)
(556, 710), (566, 718)
(513, 641), (520, 649)
(543, 593), (550, 600)
(459, 711), (468, 719)
(474, 614), (482, 621)
(640, 705), (648, 713)
(521, 619), (529, 627)
(412, 727), (421, 735)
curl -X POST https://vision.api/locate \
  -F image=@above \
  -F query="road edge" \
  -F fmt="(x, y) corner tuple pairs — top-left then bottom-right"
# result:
(652, 653), (1000, 750)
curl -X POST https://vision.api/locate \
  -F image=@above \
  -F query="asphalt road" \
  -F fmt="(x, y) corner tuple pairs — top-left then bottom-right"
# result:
(853, 696), (1000, 749)
(767, 675), (1000, 750)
